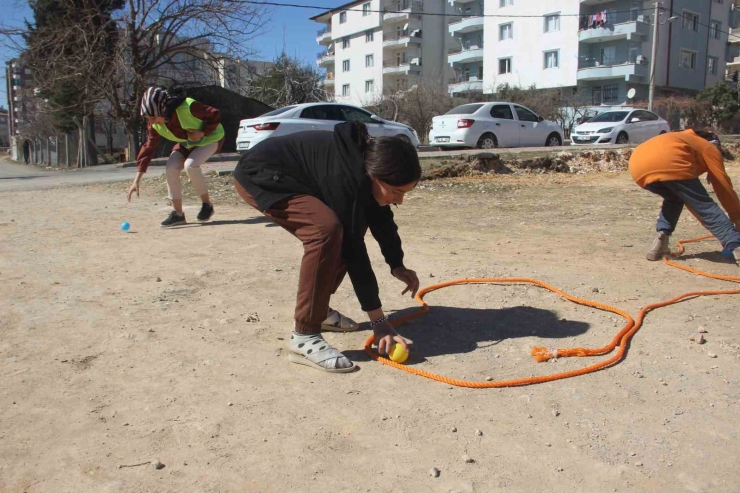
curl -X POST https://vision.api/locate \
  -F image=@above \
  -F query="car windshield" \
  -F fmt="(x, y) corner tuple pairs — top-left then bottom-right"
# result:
(589, 111), (629, 123)
(445, 104), (484, 115)
(261, 106), (296, 117)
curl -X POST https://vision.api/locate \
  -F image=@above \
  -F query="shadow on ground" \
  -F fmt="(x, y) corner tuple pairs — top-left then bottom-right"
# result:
(344, 305), (590, 363)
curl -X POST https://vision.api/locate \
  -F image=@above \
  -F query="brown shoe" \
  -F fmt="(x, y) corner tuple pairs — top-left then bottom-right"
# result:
(646, 232), (670, 261)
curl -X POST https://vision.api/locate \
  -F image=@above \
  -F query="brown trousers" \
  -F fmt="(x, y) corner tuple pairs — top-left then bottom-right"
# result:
(235, 180), (348, 334)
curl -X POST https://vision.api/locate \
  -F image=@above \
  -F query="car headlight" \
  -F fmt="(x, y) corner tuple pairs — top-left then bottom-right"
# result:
(597, 127), (614, 134)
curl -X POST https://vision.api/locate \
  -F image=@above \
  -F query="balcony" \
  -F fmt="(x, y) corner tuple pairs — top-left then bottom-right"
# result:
(383, 30), (423, 48)
(449, 16), (484, 36)
(579, 19), (649, 44)
(448, 46), (484, 66)
(577, 59), (649, 82)
(319, 73), (336, 87)
(730, 27), (740, 45)
(727, 56), (740, 68)
(383, 59), (422, 75)
(316, 50), (335, 68)
(316, 27), (332, 45)
(383, 0), (423, 23)
(448, 77), (483, 94)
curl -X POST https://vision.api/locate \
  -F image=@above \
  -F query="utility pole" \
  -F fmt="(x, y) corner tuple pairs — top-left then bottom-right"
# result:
(648, 1), (661, 111)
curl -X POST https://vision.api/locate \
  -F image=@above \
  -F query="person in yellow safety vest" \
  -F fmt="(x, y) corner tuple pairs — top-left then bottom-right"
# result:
(127, 86), (225, 228)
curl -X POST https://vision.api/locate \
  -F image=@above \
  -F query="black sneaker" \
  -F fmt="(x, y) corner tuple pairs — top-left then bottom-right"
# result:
(197, 202), (214, 222)
(160, 211), (186, 228)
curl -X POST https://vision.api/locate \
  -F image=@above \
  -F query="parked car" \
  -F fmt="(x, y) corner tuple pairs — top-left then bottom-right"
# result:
(235, 103), (420, 153)
(428, 102), (564, 149)
(570, 109), (670, 146)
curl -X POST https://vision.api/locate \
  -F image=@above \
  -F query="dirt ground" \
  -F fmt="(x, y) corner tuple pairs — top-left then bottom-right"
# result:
(1, 164), (740, 493)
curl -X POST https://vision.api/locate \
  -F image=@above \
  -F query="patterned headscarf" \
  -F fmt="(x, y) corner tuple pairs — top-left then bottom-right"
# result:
(140, 86), (170, 118)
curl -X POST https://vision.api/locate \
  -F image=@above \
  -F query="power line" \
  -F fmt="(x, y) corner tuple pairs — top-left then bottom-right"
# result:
(250, 1), (654, 19)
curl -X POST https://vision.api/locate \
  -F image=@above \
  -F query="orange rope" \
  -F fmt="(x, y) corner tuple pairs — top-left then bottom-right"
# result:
(364, 236), (739, 388)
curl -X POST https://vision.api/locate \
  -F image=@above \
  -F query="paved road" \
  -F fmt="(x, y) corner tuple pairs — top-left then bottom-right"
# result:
(0, 158), (166, 192)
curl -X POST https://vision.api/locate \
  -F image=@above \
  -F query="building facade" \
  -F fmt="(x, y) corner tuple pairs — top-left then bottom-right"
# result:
(312, 0), (452, 106)
(461, 0), (731, 106)
(4, 59), (35, 139)
(0, 107), (9, 147)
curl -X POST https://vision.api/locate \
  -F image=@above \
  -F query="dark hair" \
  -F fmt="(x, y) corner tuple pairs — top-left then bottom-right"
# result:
(689, 128), (720, 143)
(353, 121), (422, 187)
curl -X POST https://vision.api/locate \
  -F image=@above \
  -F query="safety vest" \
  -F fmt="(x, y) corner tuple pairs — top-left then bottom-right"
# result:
(152, 98), (225, 149)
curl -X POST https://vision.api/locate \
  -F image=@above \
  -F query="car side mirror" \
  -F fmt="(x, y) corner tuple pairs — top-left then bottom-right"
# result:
(629, 118), (641, 123)
(538, 116), (544, 122)
(370, 116), (385, 124)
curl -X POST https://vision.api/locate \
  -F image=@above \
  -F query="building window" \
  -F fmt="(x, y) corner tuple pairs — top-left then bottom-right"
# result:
(708, 56), (718, 75)
(365, 80), (374, 92)
(342, 37), (350, 49)
(499, 0), (513, 6)
(603, 84), (619, 103)
(710, 21), (721, 39)
(342, 84), (350, 97)
(544, 13), (560, 33)
(340, 11), (347, 23)
(592, 87), (602, 104)
(682, 11), (699, 32)
(680, 49), (697, 69)
(498, 57), (512, 74)
(362, 2), (370, 16)
(342, 59), (350, 72)
(366, 30), (374, 42)
(544, 50), (559, 69)
(366, 54), (374, 67)
(499, 23), (513, 40)
(630, 3), (641, 21)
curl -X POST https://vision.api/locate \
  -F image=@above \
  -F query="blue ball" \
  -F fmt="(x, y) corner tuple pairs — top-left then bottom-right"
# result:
(121, 221), (131, 232)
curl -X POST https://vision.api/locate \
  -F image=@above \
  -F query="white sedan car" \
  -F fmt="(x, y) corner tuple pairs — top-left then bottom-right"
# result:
(429, 102), (564, 149)
(571, 109), (670, 146)
(236, 103), (420, 153)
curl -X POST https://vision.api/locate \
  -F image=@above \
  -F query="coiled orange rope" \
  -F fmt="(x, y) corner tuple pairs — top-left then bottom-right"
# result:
(364, 236), (739, 388)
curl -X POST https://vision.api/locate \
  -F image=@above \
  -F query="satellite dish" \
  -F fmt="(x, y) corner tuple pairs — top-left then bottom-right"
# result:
(627, 88), (636, 99)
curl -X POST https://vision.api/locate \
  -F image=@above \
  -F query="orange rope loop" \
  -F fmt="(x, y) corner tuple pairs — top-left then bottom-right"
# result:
(363, 237), (739, 388)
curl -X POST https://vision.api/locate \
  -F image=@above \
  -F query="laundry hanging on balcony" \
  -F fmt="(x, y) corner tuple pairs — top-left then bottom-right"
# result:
(579, 10), (608, 30)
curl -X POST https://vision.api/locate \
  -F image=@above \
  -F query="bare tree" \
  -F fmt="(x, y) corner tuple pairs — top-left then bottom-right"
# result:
(248, 53), (332, 108)
(104, 0), (270, 158)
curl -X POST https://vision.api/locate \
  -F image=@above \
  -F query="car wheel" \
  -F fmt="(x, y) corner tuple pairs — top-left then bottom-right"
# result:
(396, 134), (412, 145)
(545, 133), (562, 147)
(659, 131), (667, 135)
(616, 132), (629, 144)
(476, 133), (498, 149)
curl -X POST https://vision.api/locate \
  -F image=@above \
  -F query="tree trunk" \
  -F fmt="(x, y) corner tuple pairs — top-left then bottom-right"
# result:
(84, 115), (99, 166)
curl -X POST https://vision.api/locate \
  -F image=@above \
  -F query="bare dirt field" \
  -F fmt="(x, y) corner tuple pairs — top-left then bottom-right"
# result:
(1, 162), (739, 493)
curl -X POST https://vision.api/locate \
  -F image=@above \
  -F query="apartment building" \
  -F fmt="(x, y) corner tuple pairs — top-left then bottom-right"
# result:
(725, 0), (740, 79)
(4, 59), (35, 139)
(451, 0), (732, 107)
(311, 0), (451, 106)
(0, 106), (9, 147)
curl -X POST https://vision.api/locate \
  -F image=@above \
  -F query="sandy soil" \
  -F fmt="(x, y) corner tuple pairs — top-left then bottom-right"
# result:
(1, 167), (739, 493)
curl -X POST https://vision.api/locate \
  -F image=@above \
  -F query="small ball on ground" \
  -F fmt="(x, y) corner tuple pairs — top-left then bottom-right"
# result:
(388, 343), (409, 364)
(121, 221), (131, 232)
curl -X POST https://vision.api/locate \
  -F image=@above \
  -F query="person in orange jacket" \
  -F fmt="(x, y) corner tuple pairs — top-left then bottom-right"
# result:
(629, 129), (740, 265)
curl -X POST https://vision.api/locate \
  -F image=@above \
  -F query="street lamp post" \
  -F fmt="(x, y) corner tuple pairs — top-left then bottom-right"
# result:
(648, 3), (678, 112)
(648, 2), (661, 112)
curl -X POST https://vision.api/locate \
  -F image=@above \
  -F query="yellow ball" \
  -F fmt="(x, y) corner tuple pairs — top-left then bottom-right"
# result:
(388, 343), (409, 364)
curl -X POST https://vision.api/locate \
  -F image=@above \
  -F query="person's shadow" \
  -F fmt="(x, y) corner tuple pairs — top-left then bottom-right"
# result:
(167, 216), (278, 228)
(344, 305), (589, 363)
(669, 250), (734, 265)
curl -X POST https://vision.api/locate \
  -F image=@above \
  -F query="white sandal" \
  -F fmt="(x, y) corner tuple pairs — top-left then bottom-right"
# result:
(321, 309), (360, 332)
(289, 335), (357, 373)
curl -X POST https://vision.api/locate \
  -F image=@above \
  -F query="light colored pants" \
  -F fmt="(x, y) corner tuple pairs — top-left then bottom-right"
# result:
(165, 142), (218, 201)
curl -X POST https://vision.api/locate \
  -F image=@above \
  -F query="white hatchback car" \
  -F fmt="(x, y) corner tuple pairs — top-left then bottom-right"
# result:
(236, 102), (420, 153)
(429, 102), (564, 149)
(571, 109), (670, 146)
